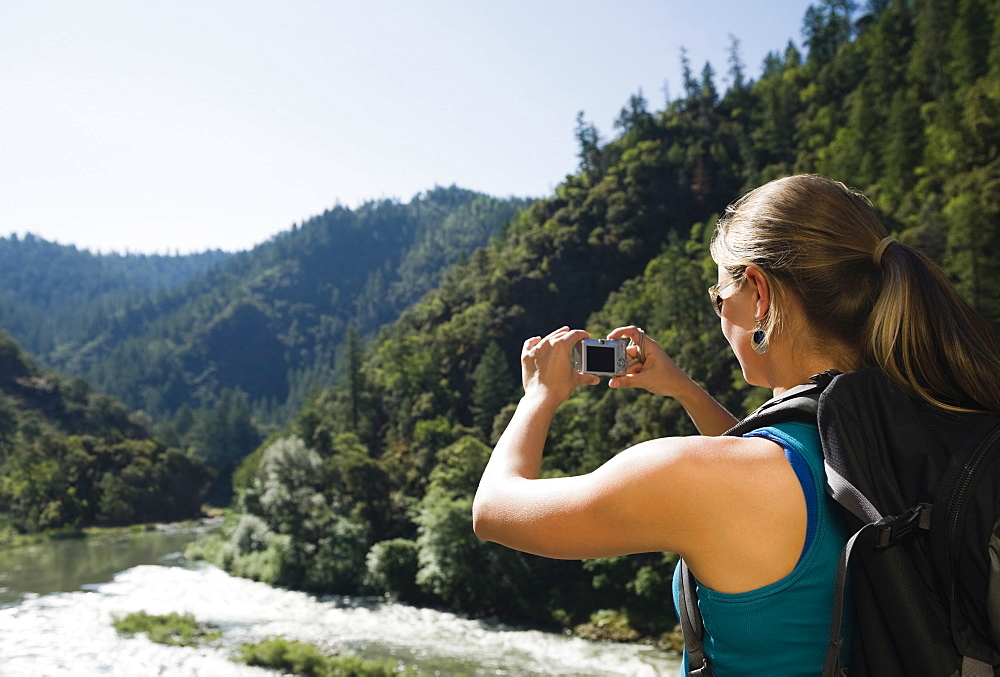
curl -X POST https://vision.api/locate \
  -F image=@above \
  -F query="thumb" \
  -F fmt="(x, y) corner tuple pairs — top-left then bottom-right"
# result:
(608, 372), (643, 389)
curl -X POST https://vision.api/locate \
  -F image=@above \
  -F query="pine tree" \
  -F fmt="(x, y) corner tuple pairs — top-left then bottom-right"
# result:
(344, 326), (364, 433)
(470, 341), (515, 435)
(575, 111), (604, 177)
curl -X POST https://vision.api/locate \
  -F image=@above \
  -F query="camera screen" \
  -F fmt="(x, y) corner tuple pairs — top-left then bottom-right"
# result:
(585, 344), (617, 373)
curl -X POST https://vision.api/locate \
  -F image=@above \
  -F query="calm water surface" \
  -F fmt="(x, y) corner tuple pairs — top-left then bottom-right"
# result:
(0, 524), (681, 676)
(0, 524), (204, 606)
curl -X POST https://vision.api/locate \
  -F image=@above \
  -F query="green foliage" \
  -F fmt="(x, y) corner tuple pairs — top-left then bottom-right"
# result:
(363, 538), (421, 600)
(0, 332), (211, 532)
(426, 435), (491, 500)
(581, 553), (680, 636)
(112, 611), (222, 647)
(199, 434), (396, 593)
(573, 609), (642, 643)
(323, 433), (396, 537)
(469, 341), (516, 435)
(405, 416), (471, 490)
(188, 388), (262, 505)
(238, 436), (371, 591)
(0, 235), (229, 360)
(237, 638), (400, 677)
(112, 612), (399, 676)
(413, 486), (531, 613)
(185, 514), (290, 586)
(6, 188), (530, 428)
(407, 434), (540, 613)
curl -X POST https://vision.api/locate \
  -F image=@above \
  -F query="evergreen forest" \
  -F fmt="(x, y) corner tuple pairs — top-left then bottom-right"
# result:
(3, 0), (1000, 647)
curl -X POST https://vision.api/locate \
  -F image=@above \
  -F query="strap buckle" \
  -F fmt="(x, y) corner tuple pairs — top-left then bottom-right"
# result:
(873, 503), (931, 549)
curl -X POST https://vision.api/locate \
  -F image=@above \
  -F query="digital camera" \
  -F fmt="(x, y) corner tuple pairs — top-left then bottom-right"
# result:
(573, 338), (628, 377)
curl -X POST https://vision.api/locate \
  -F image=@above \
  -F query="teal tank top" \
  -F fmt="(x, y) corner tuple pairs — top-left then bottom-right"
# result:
(671, 422), (850, 676)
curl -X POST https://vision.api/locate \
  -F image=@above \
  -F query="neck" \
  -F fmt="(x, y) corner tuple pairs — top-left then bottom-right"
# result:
(764, 339), (857, 397)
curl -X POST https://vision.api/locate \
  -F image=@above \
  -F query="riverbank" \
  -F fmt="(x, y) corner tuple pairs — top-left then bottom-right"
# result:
(0, 512), (224, 549)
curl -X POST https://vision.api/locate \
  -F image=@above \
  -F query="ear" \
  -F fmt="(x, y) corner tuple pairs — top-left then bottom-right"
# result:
(743, 266), (771, 321)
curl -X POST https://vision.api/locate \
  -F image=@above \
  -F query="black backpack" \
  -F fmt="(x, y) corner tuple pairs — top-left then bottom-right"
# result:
(678, 368), (1000, 676)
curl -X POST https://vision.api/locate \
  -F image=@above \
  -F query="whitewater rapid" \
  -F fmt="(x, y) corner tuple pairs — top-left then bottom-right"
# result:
(0, 560), (679, 676)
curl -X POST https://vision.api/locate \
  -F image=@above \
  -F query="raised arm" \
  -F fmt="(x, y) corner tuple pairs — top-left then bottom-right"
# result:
(607, 326), (738, 436)
(471, 327), (807, 592)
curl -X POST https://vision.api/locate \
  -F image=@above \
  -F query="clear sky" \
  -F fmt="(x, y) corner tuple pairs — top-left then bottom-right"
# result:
(1, 1), (814, 255)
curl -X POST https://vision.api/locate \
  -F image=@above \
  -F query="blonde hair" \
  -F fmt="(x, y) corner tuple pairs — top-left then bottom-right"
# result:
(711, 174), (1000, 413)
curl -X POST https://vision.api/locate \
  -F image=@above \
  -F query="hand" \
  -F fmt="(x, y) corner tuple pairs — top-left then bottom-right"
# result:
(606, 326), (693, 398)
(521, 327), (600, 404)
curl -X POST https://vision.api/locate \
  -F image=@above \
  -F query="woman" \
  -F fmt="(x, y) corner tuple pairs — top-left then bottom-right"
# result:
(472, 174), (1000, 674)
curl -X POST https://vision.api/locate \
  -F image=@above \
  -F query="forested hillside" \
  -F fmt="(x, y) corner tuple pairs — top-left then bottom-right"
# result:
(0, 331), (210, 535)
(50, 188), (527, 420)
(189, 0), (1000, 644)
(0, 236), (230, 360)
(1, 187), (531, 502)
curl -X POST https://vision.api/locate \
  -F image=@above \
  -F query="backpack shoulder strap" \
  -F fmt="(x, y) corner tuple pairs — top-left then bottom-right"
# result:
(677, 559), (714, 676)
(723, 380), (823, 437)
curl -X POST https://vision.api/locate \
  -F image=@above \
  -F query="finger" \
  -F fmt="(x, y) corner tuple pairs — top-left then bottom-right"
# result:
(625, 354), (645, 373)
(554, 328), (591, 347)
(538, 328), (588, 352)
(609, 325), (658, 347)
(608, 326), (645, 364)
(607, 325), (640, 341)
(541, 326), (571, 342)
(522, 336), (542, 356)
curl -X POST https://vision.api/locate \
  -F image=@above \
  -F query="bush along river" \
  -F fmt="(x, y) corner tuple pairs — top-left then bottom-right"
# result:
(0, 522), (681, 675)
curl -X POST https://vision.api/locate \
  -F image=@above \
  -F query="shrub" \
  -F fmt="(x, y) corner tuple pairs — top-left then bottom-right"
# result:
(237, 638), (400, 676)
(572, 609), (641, 642)
(112, 611), (221, 647)
(229, 533), (292, 585)
(363, 538), (419, 599)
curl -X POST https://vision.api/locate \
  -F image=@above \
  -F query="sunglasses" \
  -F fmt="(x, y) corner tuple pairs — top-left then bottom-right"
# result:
(708, 278), (740, 316)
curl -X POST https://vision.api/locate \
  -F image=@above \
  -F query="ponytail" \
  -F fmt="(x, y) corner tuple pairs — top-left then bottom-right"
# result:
(867, 241), (1000, 412)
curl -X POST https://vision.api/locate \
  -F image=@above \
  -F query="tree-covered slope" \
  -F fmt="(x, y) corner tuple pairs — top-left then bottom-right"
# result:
(0, 331), (210, 534)
(25, 187), (532, 423)
(0, 235), (230, 360)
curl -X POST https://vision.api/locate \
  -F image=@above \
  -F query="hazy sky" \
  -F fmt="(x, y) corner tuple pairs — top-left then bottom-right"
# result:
(2, 1), (814, 254)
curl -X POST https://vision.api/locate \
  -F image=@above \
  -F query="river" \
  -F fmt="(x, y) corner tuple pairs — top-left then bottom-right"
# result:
(0, 523), (680, 676)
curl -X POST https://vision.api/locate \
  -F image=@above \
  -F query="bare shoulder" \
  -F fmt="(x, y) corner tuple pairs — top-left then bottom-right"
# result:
(594, 433), (807, 586)
(597, 433), (793, 495)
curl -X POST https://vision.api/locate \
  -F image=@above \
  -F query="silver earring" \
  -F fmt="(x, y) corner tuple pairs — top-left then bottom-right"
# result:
(751, 329), (768, 354)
